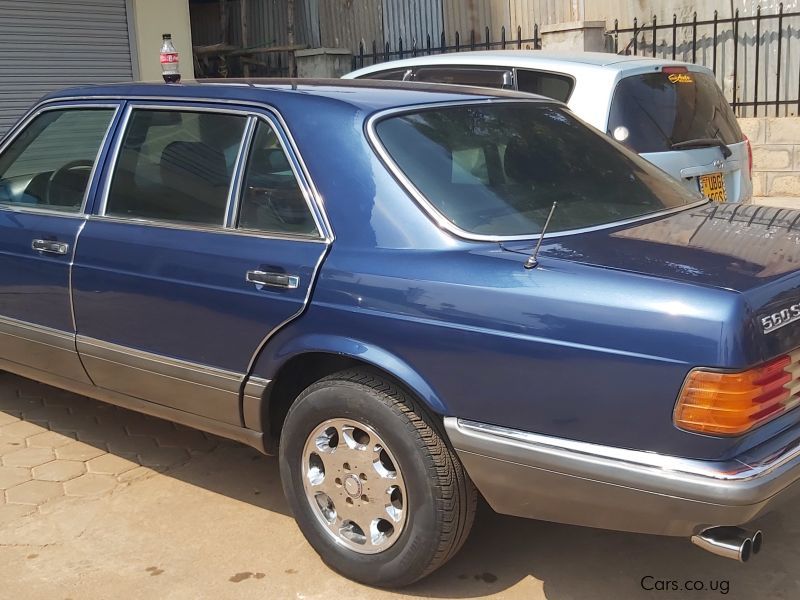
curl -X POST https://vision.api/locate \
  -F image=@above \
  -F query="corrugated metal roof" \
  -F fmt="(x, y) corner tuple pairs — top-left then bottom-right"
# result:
(318, 0), (384, 51)
(190, 0), (317, 47)
(384, 0), (443, 50)
(190, 0), (570, 70)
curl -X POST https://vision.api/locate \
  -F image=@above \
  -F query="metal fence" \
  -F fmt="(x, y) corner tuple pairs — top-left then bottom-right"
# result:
(352, 24), (542, 70)
(613, 4), (800, 117)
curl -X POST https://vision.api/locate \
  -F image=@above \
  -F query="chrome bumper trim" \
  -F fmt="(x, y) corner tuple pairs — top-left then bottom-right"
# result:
(444, 417), (800, 536)
(450, 418), (800, 483)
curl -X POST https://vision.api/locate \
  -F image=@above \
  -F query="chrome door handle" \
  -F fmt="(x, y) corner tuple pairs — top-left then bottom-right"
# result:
(32, 239), (69, 255)
(246, 270), (300, 289)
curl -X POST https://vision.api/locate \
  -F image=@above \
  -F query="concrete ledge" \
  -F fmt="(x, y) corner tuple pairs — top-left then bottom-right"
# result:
(295, 47), (352, 78)
(753, 146), (794, 171)
(295, 47), (352, 58)
(540, 20), (606, 34)
(771, 174), (800, 196)
(738, 118), (765, 144)
(540, 20), (606, 52)
(753, 196), (800, 209)
(738, 116), (800, 198)
(767, 118), (800, 144)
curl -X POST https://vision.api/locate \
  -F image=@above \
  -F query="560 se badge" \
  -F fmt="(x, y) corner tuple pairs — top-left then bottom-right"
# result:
(762, 303), (800, 334)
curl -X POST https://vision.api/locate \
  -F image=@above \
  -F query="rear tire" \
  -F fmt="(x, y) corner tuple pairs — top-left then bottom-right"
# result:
(279, 368), (477, 587)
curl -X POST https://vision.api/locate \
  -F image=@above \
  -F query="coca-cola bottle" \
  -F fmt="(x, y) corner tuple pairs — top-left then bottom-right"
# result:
(160, 33), (181, 83)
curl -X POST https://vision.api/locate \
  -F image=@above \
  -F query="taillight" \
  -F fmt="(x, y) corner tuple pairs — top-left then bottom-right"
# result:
(674, 355), (799, 435)
(745, 135), (753, 178)
(662, 66), (689, 74)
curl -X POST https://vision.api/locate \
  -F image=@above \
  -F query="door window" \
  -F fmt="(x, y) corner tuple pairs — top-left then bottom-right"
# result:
(237, 121), (319, 237)
(0, 108), (115, 212)
(516, 69), (574, 102)
(105, 109), (247, 225)
(358, 68), (412, 81)
(413, 66), (514, 89)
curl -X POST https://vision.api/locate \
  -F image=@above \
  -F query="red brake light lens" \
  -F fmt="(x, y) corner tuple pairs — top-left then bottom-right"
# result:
(662, 66), (689, 74)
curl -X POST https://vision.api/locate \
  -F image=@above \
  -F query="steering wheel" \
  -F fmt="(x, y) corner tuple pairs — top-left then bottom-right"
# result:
(46, 159), (94, 206)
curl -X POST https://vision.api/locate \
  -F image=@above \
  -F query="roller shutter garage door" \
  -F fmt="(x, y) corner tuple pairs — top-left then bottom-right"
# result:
(0, 0), (134, 137)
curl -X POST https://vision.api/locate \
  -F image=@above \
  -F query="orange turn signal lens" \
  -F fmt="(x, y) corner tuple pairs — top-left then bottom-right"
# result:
(674, 355), (798, 435)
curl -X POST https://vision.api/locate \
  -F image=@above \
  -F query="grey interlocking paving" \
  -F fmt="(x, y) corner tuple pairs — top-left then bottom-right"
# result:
(0, 374), (219, 512)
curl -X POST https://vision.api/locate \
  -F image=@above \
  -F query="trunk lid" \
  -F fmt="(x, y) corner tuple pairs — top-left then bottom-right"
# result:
(505, 203), (800, 363)
(641, 141), (751, 203)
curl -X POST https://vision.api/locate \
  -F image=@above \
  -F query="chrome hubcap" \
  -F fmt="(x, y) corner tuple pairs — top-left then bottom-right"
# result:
(301, 418), (407, 554)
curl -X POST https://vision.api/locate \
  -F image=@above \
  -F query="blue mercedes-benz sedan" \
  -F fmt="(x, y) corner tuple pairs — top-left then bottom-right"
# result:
(1, 79), (799, 586)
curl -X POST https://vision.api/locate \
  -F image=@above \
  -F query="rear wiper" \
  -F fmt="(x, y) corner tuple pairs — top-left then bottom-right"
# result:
(671, 137), (732, 158)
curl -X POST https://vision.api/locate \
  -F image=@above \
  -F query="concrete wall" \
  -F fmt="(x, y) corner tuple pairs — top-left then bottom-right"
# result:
(129, 0), (193, 82)
(540, 21), (606, 51)
(295, 48), (353, 78)
(739, 117), (800, 197)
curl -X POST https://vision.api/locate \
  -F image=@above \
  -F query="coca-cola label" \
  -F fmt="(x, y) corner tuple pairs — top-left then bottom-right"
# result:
(160, 52), (179, 64)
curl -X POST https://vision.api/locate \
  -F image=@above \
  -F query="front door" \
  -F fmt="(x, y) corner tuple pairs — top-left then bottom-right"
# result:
(72, 104), (329, 425)
(0, 103), (118, 382)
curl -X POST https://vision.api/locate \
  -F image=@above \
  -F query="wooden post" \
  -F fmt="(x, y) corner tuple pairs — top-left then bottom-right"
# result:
(219, 0), (228, 45)
(241, 0), (249, 77)
(218, 0), (229, 77)
(287, 0), (296, 77)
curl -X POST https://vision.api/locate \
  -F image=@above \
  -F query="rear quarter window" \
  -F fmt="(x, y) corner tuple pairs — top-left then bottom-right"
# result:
(516, 69), (574, 102)
(374, 102), (696, 238)
(607, 70), (743, 154)
(358, 68), (411, 81)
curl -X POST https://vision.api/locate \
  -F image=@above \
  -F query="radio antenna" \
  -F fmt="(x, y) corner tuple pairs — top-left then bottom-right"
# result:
(524, 201), (558, 270)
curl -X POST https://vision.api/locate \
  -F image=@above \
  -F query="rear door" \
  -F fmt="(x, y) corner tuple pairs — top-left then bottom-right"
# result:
(72, 103), (330, 425)
(606, 67), (752, 202)
(0, 102), (118, 382)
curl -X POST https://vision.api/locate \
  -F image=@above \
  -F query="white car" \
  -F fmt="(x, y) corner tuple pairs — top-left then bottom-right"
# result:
(345, 51), (753, 203)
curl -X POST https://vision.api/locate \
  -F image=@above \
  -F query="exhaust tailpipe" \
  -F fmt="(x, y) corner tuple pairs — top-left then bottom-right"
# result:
(690, 526), (763, 562)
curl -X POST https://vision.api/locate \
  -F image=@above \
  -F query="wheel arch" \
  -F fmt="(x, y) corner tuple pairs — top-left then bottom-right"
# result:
(250, 335), (447, 452)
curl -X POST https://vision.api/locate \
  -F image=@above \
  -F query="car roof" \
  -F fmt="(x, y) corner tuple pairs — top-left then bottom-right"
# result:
(43, 78), (550, 113)
(345, 50), (694, 77)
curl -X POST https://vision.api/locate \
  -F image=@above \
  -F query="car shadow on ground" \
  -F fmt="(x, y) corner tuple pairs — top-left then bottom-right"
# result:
(1, 371), (799, 599)
(0, 372), (292, 520)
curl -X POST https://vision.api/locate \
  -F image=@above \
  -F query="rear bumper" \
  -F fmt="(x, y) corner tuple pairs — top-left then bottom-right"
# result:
(444, 417), (800, 536)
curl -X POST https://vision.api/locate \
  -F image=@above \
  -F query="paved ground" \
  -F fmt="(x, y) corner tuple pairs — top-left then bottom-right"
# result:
(753, 196), (800, 208)
(1, 372), (800, 600)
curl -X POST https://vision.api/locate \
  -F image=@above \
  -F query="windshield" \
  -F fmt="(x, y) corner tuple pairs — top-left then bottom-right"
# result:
(374, 102), (697, 238)
(607, 71), (744, 154)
